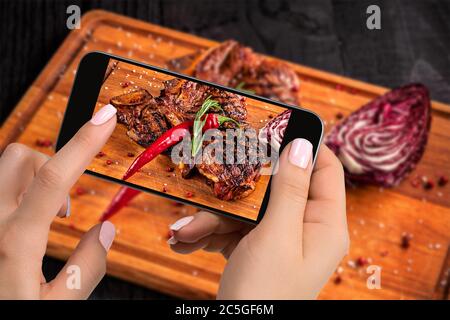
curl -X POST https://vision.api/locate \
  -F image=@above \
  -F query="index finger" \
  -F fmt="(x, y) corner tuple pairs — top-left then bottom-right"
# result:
(16, 104), (117, 226)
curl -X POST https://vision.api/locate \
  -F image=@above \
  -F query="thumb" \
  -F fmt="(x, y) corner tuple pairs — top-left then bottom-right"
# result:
(42, 221), (115, 299)
(258, 138), (313, 252)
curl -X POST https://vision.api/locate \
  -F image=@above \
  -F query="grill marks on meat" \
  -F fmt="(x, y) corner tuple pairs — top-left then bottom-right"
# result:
(197, 132), (261, 200)
(111, 89), (152, 126)
(110, 88), (170, 148)
(243, 60), (300, 105)
(127, 107), (171, 147)
(157, 78), (247, 126)
(193, 40), (300, 105)
(194, 40), (257, 86)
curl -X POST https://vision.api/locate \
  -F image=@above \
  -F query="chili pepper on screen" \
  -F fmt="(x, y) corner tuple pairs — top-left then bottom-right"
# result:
(122, 121), (193, 180)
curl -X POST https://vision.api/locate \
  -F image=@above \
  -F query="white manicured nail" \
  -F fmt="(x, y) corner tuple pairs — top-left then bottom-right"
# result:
(170, 216), (194, 231)
(90, 104), (117, 125)
(65, 196), (71, 218)
(288, 138), (313, 169)
(167, 236), (178, 245)
(99, 221), (116, 252)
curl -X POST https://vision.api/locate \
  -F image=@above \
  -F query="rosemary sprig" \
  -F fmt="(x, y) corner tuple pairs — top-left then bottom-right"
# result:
(191, 96), (222, 157)
(217, 115), (240, 127)
(196, 95), (221, 119)
(235, 82), (246, 90)
(236, 82), (255, 95)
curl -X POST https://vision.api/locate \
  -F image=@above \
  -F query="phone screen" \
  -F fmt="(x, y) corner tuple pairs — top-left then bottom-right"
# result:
(59, 53), (323, 223)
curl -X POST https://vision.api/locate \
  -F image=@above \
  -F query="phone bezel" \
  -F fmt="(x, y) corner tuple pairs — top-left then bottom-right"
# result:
(57, 52), (324, 224)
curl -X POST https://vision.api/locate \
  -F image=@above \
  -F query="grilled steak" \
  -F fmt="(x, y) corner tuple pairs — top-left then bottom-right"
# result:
(157, 78), (247, 126)
(241, 59), (300, 105)
(126, 106), (171, 147)
(196, 131), (261, 201)
(192, 40), (300, 105)
(194, 40), (258, 86)
(110, 88), (170, 148)
(110, 88), (153, 126)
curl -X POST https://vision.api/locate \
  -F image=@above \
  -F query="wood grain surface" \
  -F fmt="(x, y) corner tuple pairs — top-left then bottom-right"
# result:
(0, 10), (449, 300)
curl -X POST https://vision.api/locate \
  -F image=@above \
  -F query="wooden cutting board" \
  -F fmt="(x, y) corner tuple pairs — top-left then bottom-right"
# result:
(0, 10), (449, 300)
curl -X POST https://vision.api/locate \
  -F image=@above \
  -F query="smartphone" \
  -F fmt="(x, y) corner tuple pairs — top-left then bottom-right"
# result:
(57, 52), (323, 224)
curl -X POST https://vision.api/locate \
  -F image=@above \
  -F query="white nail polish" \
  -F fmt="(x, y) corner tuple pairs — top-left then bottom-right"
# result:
(167, 236), (178, 245)
(288, 138), (313, 169)
(65, 196), (71, 218)
(170, 216), (194, 231)
(90, 104), (117, 126)
(99, 221), (116, 252)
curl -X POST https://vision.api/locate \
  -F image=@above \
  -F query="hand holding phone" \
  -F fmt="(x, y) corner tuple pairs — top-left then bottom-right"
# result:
(169, 144), (349, 299)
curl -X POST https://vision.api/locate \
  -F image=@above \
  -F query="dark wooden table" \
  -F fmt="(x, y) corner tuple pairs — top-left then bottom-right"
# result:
(1, 0), (449, 299)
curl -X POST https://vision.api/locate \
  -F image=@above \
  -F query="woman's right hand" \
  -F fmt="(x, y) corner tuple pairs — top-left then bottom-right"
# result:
(168, 141), (349, 299)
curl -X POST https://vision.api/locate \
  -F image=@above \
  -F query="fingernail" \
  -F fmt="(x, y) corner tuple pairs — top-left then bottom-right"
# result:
(167, 236), (178, 245)
(289, 138), (313, 169)
(65, 196), (71, 218)
(99, 221), (116, 252)
(90, 104), (117, 125)
(170, 216), (194, 231)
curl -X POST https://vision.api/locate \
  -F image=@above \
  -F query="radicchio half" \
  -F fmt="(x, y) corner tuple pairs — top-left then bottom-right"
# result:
(325, 83), (431, 187)
(258, 110), (292, 152)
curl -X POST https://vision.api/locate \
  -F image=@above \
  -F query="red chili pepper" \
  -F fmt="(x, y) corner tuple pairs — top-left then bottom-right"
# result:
(202, 113), (239, 132)
(122, 121), (193, 180)
(35, 138), (53, 148)
(99, 186), (141, 221)
(203, 113), (219, 130)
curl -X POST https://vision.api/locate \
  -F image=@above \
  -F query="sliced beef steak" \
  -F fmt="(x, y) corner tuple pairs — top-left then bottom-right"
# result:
(193, 40), (300, 105)
(241, 59), (300, 105)
(194, 40), (259, 86)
